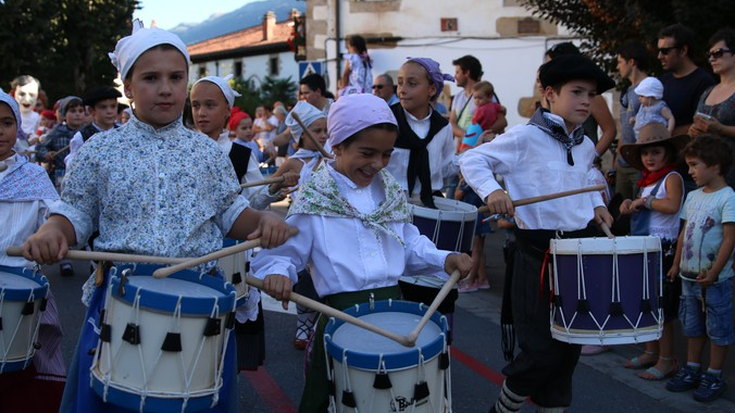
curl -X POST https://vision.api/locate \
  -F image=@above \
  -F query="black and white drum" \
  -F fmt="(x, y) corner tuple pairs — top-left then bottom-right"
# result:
(409, 197), (477, 253)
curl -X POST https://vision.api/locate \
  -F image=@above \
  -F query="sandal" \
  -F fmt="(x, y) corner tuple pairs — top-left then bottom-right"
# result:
(637, 359), (679, 381)
(623, 351), (658, 369)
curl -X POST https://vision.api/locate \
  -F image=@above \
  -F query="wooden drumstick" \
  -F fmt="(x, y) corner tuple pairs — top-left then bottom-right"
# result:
(477, 184), (606, 214)
(240, 175), (285, 189)
(246, 275), (413, 347)
(600, 222), (614, 239)
(51, 145), (70, 159)
(151, 227), (299, 279)
(290, 112), (334, 159)
(5, 247), (191, 265)
(405, 270), (461, 346)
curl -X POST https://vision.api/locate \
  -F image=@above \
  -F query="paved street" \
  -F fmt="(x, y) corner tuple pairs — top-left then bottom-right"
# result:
(38, 200), (735, 412)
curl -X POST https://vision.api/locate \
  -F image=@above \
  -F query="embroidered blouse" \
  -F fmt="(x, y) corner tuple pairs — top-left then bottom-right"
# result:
(50, 115), (249, 258)
(251, 162), (449, 297)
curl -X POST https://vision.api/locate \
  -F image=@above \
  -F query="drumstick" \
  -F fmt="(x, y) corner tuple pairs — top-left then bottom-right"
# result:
(246, 275), (413, 347)
(290, 112), (334, 159)
(51, 145), (70, 159)
(405, 270), (461, 346)
(240, 175), (285, 189)
(151, 227), (299, 279)
(477, 184), (606, 214)
(600, 222), (614, 239)
(5, 247), (191, 265)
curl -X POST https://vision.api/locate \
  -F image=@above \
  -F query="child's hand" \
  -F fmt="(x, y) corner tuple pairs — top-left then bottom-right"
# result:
(619, 199), (634, 215)
(696, 268), (718, 287)
(262, 274), (292, 310)
(444, 253), (473, 280)
(247, 211), (292, 248)
(666, 265), (679, 282)
(485, 189), (514, 216)
(22, 225), (69, 265)
(593, 206), (613, 228)
(629, 197), (646, 212)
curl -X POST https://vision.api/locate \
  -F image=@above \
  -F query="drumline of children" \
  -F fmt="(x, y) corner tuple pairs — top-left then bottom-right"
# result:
(2, 19), (733, 413)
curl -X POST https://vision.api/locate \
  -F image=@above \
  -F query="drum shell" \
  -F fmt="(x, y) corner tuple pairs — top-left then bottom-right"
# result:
(324, 300), (450, 413)
(220, 238), (249, 306)
(90, 265), (236, 413)
(0, 266), (49, 373)
(550, 236), (663, 345)
(409, 197), (477, 253)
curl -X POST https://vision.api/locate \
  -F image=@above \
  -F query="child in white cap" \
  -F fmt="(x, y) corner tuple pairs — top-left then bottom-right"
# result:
(22, 20), (291, 413)
(252, 93), (471, 413)
(634, 76), (675, 139)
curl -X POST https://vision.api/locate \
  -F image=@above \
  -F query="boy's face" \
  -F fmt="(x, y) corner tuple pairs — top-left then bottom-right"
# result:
(190, 81), (229, 138)
(544, 79), (596, 131)
(65, 105), (86, 130)
(397, 62), (436, 116)
(686, 156), (720, 188)
(616, 55), (634, 79)
(123, 48), (188, 129)
(0, 103), (18, 160)
(473, 90), (492, 107)
(90, 98), (119, 129)
(332, 128), (396, 188)
(234, 118), (254, 141)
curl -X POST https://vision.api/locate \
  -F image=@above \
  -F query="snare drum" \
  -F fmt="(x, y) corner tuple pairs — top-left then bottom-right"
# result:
(0, 266), (49, 373)
(409, 197), (477, 253)
(324, 300), (451, 413)
(549, 236), (663, 345)
(90, 265), (237, 412)
(220, 238), (249, 305)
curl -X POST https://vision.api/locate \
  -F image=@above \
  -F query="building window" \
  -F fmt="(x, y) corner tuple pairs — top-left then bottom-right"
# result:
(269, 56), (280, 76)
(234, 61), (243, 78)
(198, 66), (207, 78)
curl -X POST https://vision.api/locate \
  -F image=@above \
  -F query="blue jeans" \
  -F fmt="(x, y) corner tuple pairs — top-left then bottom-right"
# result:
(679, 278), (735, 346)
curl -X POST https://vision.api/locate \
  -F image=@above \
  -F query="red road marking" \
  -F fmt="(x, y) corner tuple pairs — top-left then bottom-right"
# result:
(243, 367), (297, 413)
(451, 346), (505, 385)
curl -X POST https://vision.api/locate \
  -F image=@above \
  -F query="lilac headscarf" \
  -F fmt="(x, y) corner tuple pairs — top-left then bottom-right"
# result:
(405, 57), (454, 99)
(328, 93), (397, 147)
(0, 88), (23, 141)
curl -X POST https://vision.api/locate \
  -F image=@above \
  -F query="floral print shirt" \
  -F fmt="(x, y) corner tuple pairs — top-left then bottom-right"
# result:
(50, 115), (249, 259)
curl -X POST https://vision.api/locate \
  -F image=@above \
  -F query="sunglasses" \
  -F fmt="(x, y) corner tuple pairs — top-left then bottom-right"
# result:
(706, 48), (734, 60)
(657, 46), (679, 55)
(372, 84), (385, 90)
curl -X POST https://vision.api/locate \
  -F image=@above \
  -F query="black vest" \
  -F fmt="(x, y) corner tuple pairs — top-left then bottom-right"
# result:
(229, 142), (252, 183)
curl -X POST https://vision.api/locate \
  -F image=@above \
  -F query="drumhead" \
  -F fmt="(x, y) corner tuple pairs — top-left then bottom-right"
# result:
(332, 311), (442, 354)
(128, 276), (224, 298)
(551, 235), (661, 255)
(0, 271), (42, 289)
(409, 197), (477, 222)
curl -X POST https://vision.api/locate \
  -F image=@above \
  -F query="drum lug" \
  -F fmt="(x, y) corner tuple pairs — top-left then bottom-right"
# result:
(610, 302), (624, 317)
(439, 352), (450, 370)
(100, 323), (112, 343)
(373, 372), (392, 389)
(640, 299), (653, 313)
(341, 390), (357, 408)
(122, 323), (141, 345)
(33, 342), (41, 350)
(21, 301), (35, 315)
(232, 271), (242, 285)
(576, 299), (590, 314)
(118, 269), (131, 296)
(413, 381), (430, 401)
(369, 293), (375, 311)
(204, 318), (222, 336)
(327, 379), (336, 396)
(161, 332), (183, 352)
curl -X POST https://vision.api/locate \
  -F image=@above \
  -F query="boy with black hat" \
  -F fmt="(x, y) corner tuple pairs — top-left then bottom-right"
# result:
(64, 86), (121, 170)
(460, 54), (615, 413)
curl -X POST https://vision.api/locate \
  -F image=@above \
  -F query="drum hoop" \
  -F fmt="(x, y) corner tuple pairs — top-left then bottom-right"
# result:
(550, 235), (661, 255)
(0, 265), (49, 301)
(324, 300), (447, 370)
(408, 197), (478, 222)
(110, 264), (236, 315)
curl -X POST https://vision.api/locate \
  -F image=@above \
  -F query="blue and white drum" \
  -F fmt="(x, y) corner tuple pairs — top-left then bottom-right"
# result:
(90, 265), (237, 413)
(220, 238), (249, 305)
(0, 265), (49, 373)
(324, 300), (451, 413)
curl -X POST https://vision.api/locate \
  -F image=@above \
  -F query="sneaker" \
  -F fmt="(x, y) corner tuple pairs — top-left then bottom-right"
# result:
(60, 263), (74, 277)
(474, 281), (490, 290)
(458, 282), (478, 293)
(580, 345), (608, 356)
(693, 373), (727, 402)
(666, 366), (701, 392)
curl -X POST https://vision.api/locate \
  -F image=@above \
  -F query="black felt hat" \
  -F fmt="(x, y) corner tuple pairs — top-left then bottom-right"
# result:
(82, 86), (122, 107)
(539, 54), (615, 95)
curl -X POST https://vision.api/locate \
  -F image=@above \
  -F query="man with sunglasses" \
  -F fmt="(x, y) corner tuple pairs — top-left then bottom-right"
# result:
(658, 24), (715, 137)
(372, 73), (399, 106)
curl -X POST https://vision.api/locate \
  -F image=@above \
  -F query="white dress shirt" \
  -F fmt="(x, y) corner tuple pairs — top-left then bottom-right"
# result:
(251, 163), (450, 297)
(385, 108), (458, 196)
(459, 112), (604, 231)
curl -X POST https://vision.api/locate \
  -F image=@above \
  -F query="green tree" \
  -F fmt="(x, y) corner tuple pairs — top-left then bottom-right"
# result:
(260, 75), (298, 106)
(0, 0), (138, 102)
(518, 0), (735, 75)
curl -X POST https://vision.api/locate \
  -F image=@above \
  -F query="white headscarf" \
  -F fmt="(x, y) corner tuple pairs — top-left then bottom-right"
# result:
(0, 88), (23, 141)
(109, 19), (190, 80)
(193, 74), (241, 109)
(285, 101), (325, 143)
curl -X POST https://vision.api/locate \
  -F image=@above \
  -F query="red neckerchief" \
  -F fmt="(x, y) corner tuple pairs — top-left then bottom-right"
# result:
(637, 164), (676, 188)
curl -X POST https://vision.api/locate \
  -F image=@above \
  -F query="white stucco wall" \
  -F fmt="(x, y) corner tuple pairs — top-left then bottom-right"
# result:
(189, 51), (300, 89)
